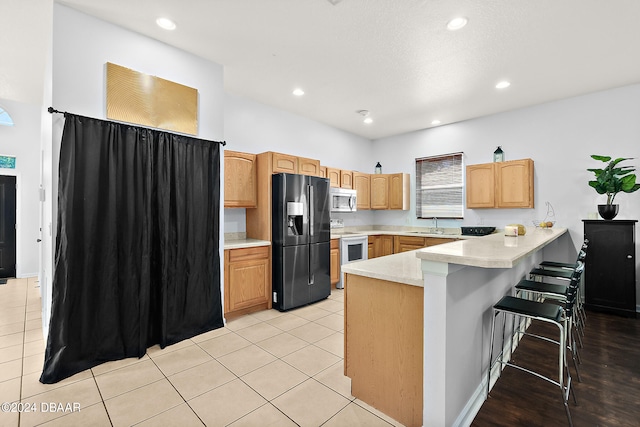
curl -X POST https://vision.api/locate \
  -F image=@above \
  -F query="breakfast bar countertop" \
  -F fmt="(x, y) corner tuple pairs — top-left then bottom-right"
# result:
(416, 226), (567, 269)
(341, 250), (424, 287)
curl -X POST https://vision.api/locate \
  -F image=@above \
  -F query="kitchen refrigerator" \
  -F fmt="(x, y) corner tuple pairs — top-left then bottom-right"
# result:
(272, 173), (331, 311)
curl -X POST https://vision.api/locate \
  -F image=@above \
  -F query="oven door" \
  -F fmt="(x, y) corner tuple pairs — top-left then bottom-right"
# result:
(338, 235), (368, 288)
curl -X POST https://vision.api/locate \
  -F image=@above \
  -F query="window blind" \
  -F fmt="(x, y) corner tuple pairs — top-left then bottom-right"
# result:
(416, 153), (464, 219)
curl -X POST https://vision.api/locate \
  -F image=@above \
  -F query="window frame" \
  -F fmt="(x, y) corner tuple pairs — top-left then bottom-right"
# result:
(415, 152), (464, 219)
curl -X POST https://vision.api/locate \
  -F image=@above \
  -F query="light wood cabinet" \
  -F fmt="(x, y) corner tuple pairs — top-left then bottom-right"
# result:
(271, 152), (298, 174)
(495, 159), (534, 208)
(368, 235), (394, 258)
(371, 174), (390, 209)
(345, 273), (423, 427)
(370, 173), (410, 210)
(326, 167), (341, 188)
(298, 157), (321, 176)
(319, 166), (327, 179)
(389, 173), (410, 210)
(368, 240), (374, 259)
(224, 150), (257, 208)
(394, 235), (457, 253)
(330, 238), (340, 287)
(466, 159), (534, 209)
(353, 172), (371, 210)
(224, 246), (271, 318)
(340, 170), (354, 189)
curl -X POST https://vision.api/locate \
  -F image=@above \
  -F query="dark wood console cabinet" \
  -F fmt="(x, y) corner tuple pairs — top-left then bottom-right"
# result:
(583, 220), (637, 317)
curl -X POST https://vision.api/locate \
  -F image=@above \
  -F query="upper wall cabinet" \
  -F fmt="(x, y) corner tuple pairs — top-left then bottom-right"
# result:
(370, 173), (410, 210)
(271, 152), (298, 174)
(224, 150), (257, 208)
(340, 170), (354, 189)
(353, 172), (371, 210)
(466, 159), (534, 209)
(326, 167), (341, 187)
(298, 157), (321, 177)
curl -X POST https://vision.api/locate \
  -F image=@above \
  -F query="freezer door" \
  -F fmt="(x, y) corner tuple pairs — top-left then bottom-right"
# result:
(272, 174), (309, 246)
(309, 176), (331, 244)
(274, 244), (310, 311)
(309, 241), (331, 304)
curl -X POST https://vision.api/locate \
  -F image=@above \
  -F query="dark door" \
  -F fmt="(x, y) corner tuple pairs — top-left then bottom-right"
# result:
(309, 176), (331, 244)
(0, 175), (17, 278)
(279, 244), (310, 310)
(309, 241), (331, 303)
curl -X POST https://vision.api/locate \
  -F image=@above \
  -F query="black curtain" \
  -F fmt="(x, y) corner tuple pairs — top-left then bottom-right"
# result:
(40, 114), (223, 384)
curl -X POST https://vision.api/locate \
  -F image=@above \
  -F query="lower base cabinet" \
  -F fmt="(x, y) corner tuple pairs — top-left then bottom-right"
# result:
(330, 239), (340, 287)
(583, 220), (637, 317)
(224, 245), (271, 318)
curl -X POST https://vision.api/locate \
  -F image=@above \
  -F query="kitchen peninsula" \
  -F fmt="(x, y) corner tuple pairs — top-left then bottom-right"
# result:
(342, 227), (568, 427)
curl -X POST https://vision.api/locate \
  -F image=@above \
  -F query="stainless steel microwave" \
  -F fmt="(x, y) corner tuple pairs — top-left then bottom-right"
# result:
(330, 188), (357, 212)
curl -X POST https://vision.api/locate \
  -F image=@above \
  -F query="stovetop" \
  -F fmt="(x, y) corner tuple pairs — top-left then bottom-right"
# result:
(460, 226), (496, 236)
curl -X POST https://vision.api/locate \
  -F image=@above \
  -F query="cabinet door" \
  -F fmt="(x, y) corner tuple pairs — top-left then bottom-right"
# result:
(224, 151), (257, 208)
(319, 166), (327, 179)
(584, 221), (636, 316)
(340, 170), (354, 189)
(495, 159), (534, 208)
(371, 174), (390, 209)
(272, 152), (298, 174)
(394, 235), (426, 253)
(380, 235), (394, 256)
(298, 157), (321, 176)
(466, 163), (495, 208)
(389, 173), (409, 210)
(353, 172), (371, 210)
(228, 246), (270, 312)
(224, 250), (230, 313)
(424, 237), (456, 246)
(330, 241), (340, 286)
(326, 167), (341, 188)
(368, 241), (375, 259)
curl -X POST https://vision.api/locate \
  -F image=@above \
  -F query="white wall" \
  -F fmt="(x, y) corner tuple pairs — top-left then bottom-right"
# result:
(47, 3), (224, 331)
(0, 99), (41, 278)
(223, 92), (376, 232)
(372, 84), (640, 306)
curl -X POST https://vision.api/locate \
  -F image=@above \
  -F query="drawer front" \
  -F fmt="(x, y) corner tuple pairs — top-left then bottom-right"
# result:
(229, 245), (269, 262)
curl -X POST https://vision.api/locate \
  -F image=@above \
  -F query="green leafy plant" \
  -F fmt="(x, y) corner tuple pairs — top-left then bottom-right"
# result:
(588, 155), (640, 204)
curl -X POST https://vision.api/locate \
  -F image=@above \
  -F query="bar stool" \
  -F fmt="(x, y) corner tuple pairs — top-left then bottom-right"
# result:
(488, 276), (580, 426)
(530, 240), (588, 336)
(515, 262), (585, 382)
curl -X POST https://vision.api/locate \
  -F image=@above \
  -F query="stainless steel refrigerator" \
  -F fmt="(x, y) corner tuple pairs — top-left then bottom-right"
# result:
(272, 173), (331, 311)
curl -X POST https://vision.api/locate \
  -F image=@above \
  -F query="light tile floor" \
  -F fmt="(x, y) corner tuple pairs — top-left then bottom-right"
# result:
(0, 278), (404, 426)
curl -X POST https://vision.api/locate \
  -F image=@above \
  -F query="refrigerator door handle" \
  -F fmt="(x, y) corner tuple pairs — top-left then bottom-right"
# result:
(309, 184), (314, 237)
(309, 273), (314, 285)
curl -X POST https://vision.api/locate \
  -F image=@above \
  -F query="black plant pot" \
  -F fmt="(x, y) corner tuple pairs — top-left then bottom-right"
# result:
(598, 204), (619, 220)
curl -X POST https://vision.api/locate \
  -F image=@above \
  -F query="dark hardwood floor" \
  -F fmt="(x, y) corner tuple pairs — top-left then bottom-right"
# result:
(472, 310), (640, 427)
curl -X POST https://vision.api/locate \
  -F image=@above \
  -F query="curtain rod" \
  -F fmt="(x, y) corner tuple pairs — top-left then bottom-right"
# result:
(47, 107), (227, 146)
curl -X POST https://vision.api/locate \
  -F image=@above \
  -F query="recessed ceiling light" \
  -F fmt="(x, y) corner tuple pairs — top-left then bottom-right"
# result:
(495, 81), (511, 89)
(431, 120), (441, 126)
(447, 17), (468, 31)
(156, 17), (176, 31)
(292, 88), (305, 96)
(363, 117), (373, 124)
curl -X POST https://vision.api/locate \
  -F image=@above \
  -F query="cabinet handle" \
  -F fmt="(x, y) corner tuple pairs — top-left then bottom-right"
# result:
(627, 255), (633, 259)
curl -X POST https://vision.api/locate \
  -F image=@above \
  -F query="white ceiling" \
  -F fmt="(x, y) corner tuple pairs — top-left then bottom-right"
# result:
(3, 0), (640, 139)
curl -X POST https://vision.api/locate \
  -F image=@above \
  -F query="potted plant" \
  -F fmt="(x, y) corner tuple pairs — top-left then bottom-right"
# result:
(587, 155), (640, 219)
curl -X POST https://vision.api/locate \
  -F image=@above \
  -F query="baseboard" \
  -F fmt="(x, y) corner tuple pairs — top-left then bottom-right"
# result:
(453, 318), (527, 427)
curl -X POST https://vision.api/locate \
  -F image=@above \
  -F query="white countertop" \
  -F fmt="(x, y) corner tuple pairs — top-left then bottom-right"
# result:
(341, 250), (425, 287)
(224, 238), (271, 250)
(341, 226), (567, 286)
(416, 226), (567, 268)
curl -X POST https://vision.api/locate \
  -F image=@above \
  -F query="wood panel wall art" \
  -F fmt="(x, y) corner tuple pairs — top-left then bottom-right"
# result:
(106, 62), (198, 135)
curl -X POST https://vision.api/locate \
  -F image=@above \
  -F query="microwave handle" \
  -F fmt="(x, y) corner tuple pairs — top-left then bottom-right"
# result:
(309, 184), (314, 236)
(349, 195), (355, 211)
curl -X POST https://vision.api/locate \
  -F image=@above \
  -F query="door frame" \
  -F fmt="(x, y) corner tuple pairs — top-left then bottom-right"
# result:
(0, 170), (21, 278)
